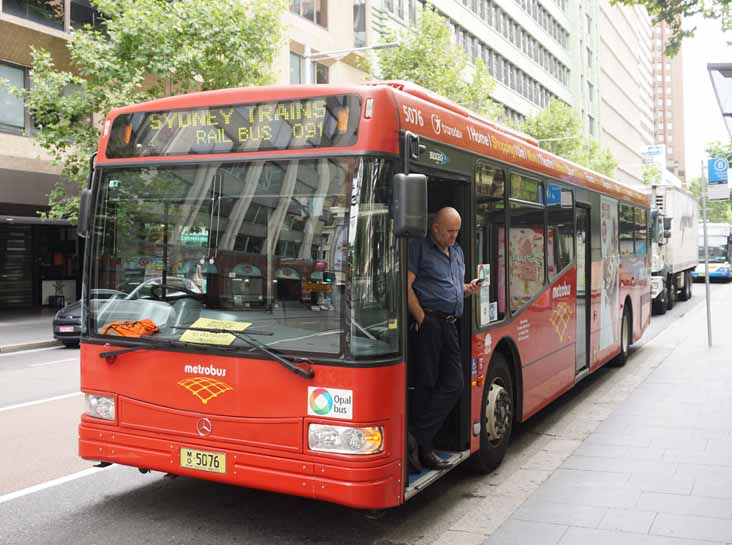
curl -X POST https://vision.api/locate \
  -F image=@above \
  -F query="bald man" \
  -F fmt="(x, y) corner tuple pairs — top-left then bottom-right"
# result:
(407, 207), (480, 470)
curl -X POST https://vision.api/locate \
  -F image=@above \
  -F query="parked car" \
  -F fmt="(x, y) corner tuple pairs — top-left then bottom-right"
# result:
(53, 289), (126, 348)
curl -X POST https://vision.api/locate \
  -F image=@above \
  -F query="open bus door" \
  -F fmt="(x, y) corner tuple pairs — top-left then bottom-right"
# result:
(575, 204), (591, 375)
(402, 169), (475, 498)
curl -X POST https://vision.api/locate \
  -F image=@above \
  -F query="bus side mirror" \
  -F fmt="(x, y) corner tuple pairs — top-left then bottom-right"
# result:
(663, 217), (672, 231)
(77, 188), (92, 239)
(663, 230), (672, 239)
(392, 173), (427, 238)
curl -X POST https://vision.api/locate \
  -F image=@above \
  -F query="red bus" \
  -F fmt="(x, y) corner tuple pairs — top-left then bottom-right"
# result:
(77, 81), (650, 509)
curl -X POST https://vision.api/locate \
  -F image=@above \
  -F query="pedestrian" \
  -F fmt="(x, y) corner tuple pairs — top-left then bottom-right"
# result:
(407, 207), (480, 470)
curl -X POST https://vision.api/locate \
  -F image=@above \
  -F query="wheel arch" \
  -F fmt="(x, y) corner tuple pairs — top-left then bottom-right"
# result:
(621, 295), (633, 345)
(492, 337), (524, 424)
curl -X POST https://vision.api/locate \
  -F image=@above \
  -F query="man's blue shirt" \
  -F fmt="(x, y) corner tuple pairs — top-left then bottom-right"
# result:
(408, 236), (465, 317)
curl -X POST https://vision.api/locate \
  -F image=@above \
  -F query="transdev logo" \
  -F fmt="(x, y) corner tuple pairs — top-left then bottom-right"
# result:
(309, 388), (333, 415)
(307, 387), (353, 419)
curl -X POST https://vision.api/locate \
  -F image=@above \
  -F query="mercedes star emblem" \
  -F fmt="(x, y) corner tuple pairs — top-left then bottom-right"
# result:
(196, 417), (212, 437)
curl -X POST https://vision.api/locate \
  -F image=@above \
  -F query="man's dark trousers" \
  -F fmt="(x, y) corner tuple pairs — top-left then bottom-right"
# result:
(411, 312), (464, 450)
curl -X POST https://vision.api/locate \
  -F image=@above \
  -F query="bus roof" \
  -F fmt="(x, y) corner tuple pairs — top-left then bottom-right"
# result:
(97, 82), (649, 207)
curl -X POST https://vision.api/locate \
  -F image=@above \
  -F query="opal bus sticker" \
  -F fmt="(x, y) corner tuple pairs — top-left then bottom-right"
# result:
(307, 387), (353, 419)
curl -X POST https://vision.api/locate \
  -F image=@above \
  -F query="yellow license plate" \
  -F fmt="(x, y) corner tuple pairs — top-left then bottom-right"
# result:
(180, 448), (226, 474)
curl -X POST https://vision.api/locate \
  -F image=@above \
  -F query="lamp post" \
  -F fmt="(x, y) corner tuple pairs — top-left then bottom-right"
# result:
(708, 63), (732, 140)
(302, 42), (400, 85)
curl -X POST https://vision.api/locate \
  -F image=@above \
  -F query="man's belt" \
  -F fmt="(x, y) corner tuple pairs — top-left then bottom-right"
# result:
(426, 309), (458, 324)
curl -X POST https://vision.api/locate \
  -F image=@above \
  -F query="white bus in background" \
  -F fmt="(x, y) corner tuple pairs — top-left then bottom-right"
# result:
(693, 223), (732, 283)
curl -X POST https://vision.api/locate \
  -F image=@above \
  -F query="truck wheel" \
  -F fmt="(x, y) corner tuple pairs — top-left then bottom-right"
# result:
(666, 280), (676, 310)
(653, 288), (667, 315)
(679, 272), (692, 301)
(468, 352), (514, 474)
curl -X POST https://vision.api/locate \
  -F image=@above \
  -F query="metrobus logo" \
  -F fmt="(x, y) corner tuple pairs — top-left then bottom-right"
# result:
(552, 284), (571, 299)
(307, 387), (353, 419)
(184, 364), (227, 377)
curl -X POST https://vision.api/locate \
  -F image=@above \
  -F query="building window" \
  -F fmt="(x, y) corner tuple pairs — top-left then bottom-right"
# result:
(3, 0), (64, 30)
(0, 63), (26, 132)
(70, 0), (102, 29)
(353, 0), (366, 47)
(289, 52), (328, 84)
(290, 0), (327, 27)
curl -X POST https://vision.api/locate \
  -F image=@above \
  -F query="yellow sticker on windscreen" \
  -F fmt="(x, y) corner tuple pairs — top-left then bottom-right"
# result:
(179, 318), (251, 346)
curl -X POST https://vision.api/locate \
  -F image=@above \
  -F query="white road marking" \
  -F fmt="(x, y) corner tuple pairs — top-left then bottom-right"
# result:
(29, 358), (78, 368)
(0, 466), (113, 505)
(0, 346), (62, 358)
(0, 392), (82, 413)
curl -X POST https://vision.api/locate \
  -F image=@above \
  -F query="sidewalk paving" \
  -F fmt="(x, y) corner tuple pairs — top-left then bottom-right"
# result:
(439, 285), (732, 545)
(0, 308), (61, 353)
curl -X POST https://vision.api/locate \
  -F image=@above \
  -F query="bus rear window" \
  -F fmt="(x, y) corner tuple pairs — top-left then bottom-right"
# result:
(106, 94), (362, 158)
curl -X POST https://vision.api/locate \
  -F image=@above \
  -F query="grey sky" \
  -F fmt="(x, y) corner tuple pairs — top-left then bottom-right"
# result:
(682, 17), (732, 180)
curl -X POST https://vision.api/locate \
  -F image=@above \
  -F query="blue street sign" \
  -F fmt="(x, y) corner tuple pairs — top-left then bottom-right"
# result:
(708, 157), (729, 184)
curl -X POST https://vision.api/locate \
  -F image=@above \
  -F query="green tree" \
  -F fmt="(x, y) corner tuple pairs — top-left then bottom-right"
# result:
(613, 0), (732, 56)
(519, 98), (618, 177)
(2, 0), (285, 221)
(688, 176), (732, 223)
(374, 3), (503, 119)
(641, 163), (662, 186)
(706, 140), (732, 162)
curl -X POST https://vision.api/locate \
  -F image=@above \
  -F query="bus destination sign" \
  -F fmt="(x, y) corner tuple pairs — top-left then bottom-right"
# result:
(106, 94), (361, 158)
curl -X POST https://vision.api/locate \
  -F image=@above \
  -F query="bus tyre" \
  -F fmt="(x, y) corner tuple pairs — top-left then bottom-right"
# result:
(469, 352), (514, 474)
(613, 308), (631, 367)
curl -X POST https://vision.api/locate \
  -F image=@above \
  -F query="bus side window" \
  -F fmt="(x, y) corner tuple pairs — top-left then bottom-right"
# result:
(619, 203), (635, 256)
(634, 207), (647, 256)
(475, 162), (506, 327)
(547, 183), (574, 281)
(508, 173), (546, 313)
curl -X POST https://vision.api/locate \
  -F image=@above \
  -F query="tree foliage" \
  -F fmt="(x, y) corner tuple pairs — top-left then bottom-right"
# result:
(612, 0), (732, 56)
(374, 4), (503, 119)
(519, 98), (618, 177)
(2, 0), (285, 221)
(641, 163), (662, 186)
(688, 176), (732, 222)
(686, 140), (732, 222)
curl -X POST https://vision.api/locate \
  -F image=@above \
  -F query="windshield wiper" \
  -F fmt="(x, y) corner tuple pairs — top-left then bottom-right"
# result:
(99, 334), (254, 363)
(171, 327), (315, 379)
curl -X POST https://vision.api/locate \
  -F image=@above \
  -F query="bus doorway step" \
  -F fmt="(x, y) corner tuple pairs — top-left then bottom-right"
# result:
(405, 449), (471, 500)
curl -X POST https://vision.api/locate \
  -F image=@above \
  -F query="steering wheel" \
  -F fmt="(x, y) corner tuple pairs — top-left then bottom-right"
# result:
(149, 283), (203, 301)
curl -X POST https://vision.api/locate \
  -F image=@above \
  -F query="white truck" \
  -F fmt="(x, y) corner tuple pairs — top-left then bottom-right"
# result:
(650, 184), (699, 314)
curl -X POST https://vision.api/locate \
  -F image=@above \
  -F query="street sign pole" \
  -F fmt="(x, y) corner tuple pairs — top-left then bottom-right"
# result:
(701, 159), (712, 348)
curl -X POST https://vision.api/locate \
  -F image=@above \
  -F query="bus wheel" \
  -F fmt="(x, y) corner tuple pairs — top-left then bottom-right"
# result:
(613, 307), (631, 367)
(469, 352), (514, 474)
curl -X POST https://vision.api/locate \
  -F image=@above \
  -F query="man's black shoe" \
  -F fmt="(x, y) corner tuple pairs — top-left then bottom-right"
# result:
(419, 448), (451, 470)
(407, 434), (422, 472)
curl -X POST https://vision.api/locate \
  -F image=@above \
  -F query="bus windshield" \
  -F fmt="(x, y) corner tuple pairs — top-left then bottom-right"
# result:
(88, 157), (399, 359)
(698, 245), (729, 263)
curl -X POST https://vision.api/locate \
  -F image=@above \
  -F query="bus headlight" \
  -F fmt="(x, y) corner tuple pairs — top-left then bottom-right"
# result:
(308, 424), (384, 455)
(85, 394), (116, 420)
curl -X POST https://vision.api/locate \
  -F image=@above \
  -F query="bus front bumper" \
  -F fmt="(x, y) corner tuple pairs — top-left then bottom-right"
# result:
(79, 423), (404, 509)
